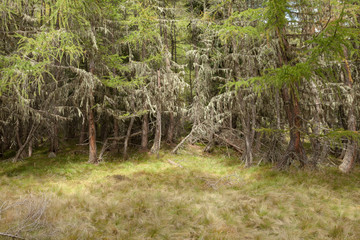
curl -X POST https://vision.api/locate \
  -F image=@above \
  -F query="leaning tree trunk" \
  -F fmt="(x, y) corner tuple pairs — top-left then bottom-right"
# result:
(13, 123), (39, 162)
(339, 50), (357, 173)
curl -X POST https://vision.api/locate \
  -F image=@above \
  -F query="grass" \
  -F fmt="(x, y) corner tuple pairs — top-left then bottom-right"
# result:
(1, 145), (360, 239)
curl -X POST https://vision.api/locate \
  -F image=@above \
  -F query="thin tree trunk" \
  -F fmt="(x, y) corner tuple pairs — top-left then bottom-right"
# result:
(309, 81), (324, 168)
(88, 58), (97, 164)
(88, 100), (97, 163)
(123, 117), (135, 160)
(166, 112), (175, 143)
(151, 70), (162, 156)
(28, 138), (33, 157)
(141, 113), (149, 151)
(16, 120), (23, 150)
(50, 122), (58, 153)
(79, 121), (87, 144)
(275, 88), (281, 130)
(112, 118), (119, 150)
(13, 123), (39, 162)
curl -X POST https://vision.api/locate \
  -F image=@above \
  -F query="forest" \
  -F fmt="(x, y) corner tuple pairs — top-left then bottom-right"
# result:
(1, 0), (360, 239)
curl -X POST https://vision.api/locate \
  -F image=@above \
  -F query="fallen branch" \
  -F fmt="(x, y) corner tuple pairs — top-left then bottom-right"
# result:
(172, 128), (195, 154)
(214, 133), (244, 153)
(167, 159), (183, 168)
(0, 232), (25, 240)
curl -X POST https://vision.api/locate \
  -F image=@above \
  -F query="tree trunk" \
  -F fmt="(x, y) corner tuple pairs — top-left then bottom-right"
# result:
(151, 70), (162, 156)
(13, 123), (39, 162)
(273, 23), (308, 169)
(339, 50), (357, 173)
(28, 138), (33, 157)
(151, 111), (162, 156)
(123, 117), (135, 160)
(277, 87), (308, 169)
(141, 113), (149, 151)
(112, 118), (119, 150)
(166, 112), (175, 143)
(50, 123), (58, 153)
(309, 81), (324, 168)
(88, 58), (97, 164)
(79, 121), (87, 144)
(88, 100), (97, 163)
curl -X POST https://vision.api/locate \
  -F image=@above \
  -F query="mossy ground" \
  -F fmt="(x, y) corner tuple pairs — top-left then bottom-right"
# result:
(1, 144), (360, 240)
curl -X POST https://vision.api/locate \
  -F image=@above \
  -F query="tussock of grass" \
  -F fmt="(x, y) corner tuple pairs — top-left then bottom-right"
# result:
(1, 145), (360, 239)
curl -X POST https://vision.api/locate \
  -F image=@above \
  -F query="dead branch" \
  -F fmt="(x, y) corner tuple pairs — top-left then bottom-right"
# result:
(167, 159), (183, 168)
(172, 128), (195, 154)
(214, 133), (244, 153)
(0, 232), (25, 240)
(99, 131), (141, 160)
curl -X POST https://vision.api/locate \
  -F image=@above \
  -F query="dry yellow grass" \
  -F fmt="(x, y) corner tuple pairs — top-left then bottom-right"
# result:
(1, 145), (360, 239)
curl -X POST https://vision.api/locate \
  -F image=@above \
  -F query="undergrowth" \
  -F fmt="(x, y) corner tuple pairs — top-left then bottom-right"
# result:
(0, 145), (360, 239)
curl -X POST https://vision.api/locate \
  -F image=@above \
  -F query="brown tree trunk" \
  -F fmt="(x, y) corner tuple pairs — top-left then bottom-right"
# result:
(273, 25), (308, 169)
(88, 58), (97, 164)
(141, 113), (149, 151)
(88, 100), (97, 163)
(339, 49), (357, 173)
(277, 87), (308, 169)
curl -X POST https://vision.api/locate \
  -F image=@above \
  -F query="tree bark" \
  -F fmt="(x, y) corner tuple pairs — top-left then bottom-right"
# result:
(166, 112), (175, 143)
(274, 25), (308, 169)
(339, 49), (357, 173)
(88, 58), (97, 164)
(141, 113), (149, 151)
(79, 121), (87, 144)
(112, 118), (119, 150)
(277, 87), (308, 169)
(49, 122), (58, 153)
(123, 117), (135, 160)
(151, 70), (162, 156)
(28, 138), (33, 157)
(13, 123), (39, 162)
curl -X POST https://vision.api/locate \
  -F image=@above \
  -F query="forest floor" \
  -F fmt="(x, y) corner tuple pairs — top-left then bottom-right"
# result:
(1, 144), (360, 240)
